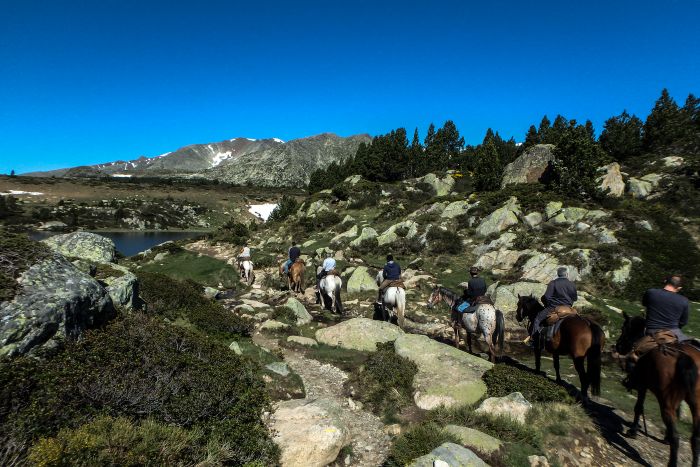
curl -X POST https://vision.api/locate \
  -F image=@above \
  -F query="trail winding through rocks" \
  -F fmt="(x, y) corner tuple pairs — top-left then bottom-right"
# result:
(254, 333), (392, 467)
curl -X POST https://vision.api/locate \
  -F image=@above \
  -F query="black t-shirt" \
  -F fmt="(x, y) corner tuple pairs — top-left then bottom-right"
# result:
(465, 276), (487, 300)
(643, 288), (690, 331)
(289, 246), (301, 261)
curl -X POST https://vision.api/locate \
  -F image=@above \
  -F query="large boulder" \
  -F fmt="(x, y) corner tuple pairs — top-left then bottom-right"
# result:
(628, 173), (664, 199)
(270, 398), (350, 467)
(520, 253), (578, 284)
(99, 264), (139, 309)
(441, 200), (471, 219)
(501, 144), (555, 188)
(597, 162), (625, 197)
(306, 200), (331, 217)
(409, 442), (488, 467)
(346, 266), (378, 294)
(349, 227), (378, 248)
(475, 249), (529, 276)
(549, 207), (589, 226)
(475, 392), (533, 425)
(331, 225), (358, 245)
(315, 318), (403, 351)
(378, 220), (419, 246)
(417, 173), (455, 196)
(42, 232), (117, 263)
(610, 258), (633, 284)
(475, 197), (521, 237)
(473, 232), (517, 256)
(394, 333), (493, 410)
(284, 297), (312, 325)
(488, 281), (547, 327)
(1, 254), (115, 357)
(443, 425), (503, 455)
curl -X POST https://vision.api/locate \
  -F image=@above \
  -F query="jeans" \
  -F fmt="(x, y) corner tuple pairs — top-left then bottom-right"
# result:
(283, 259), (292, 274)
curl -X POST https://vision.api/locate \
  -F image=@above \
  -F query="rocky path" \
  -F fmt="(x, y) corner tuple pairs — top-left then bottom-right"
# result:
(254, 333), (392, 466)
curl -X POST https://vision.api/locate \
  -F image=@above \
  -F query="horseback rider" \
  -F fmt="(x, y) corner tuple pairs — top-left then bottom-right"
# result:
(462, 266), (487, 312)
(315, 251), (336, 304)
(377, 254), (401, 304)
(237, 243), (251, 271)
(527, 267), (577, 342)
(283, 241), (301, 276)
(643, 275), (691, 343)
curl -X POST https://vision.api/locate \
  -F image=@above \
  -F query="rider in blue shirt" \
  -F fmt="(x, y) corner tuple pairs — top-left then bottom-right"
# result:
(377, 254), (401, 304)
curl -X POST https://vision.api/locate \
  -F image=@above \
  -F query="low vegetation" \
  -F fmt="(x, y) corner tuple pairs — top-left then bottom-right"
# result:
(0, 231), (51, 302)
(482, 364), (573, 403)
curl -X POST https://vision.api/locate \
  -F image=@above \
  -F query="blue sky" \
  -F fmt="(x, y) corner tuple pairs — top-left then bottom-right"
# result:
(1, 0), (698, 173)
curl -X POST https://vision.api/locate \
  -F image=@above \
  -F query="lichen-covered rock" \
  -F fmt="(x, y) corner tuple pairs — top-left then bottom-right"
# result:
(544, 201), (563, 220)
(345, 174), (363, 185)
(475, 249), (529, 276)
(394, 333), (493, 410)
(346, 266), (379, 294)
(100, 264), (139, 309)
(475, 197), (521, 237)
(443, 425), (503, 455)
(488, 281), (547, 327)
(0, 254), (115, 357)
(594, 226), (619, 244)
(284, 297), (312, 325)
(520, 253), (578, 284)
(441, 200), (471, 219)
(473, 232), (517, 257)
(610, 258), (633, 284)
(349, 227), (378, 248)
(228, 340), (243, 355)
(315, 318), (403, 351)
(475, 392), (532, 424)
(597, 162), (625, 197)
(524, 212), (543, 229)
(501, 144), (556, 188)
(661, 156), (684, 167)
(628, 173), (664, 199)
(409, 442), (489, 467)
(306, 200), (331, 217)
(378, 220), (419, 246)
(270, 398), (350, 467)
(417, 173), (455, 196)
(331, 225), (358, 245)
(550, 207), (589, 226)
(259, 319), (290, 331)
(42, 232), (116, 263)
(266, 361), (291, 376)
(204, 286), (221, 299)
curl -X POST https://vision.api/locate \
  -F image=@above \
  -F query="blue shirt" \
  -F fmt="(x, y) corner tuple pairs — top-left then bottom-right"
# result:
(383, 261), (401, 280)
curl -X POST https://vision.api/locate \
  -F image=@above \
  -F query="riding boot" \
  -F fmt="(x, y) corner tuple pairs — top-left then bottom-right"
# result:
(315, 290), (321, 305)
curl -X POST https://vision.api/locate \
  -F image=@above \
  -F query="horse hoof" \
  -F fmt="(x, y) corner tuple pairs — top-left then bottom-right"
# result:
(624, 429), (638, 439)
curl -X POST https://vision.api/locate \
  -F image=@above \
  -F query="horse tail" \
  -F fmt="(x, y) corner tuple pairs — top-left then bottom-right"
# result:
(587, 321), (605, 397)
(494, 309), (505, 353)
(676, 348), (698, 405)
(334, 281), (344, 315)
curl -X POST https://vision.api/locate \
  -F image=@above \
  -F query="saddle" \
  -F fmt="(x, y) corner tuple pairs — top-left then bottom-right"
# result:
(325, 269), (339, 276)
(545, 305), (577, 326)
(631, 330), (679, 361)
(385, 280), (405, 289)
(294, 258), (304, 264)
(474, 295), (494, 306)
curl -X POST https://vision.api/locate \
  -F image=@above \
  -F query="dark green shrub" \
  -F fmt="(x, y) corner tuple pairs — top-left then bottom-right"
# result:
(138, 272), (253, 337)
(252, 251), (277, 268)
(386, 422), (460, 466)
(268, 195), (299, 223)
(513, 230), (537, 250)
(350, 342), (417, 421)
(482, 364), (573, 403)
(0, 314), (278, 465)
(0, 232), (51, 302)
(427, 228), (462, 254)
(392, 236), (424, 255)
(297, 212), (342, 234)
(348, 237), (380, 256)
(331, 184), (350, 201)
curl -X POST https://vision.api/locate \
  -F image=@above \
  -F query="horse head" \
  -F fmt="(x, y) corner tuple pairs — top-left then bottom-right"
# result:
(515, 294), (539, 323)
(426, 285), (441, 309)
(615, 312), (646, 355)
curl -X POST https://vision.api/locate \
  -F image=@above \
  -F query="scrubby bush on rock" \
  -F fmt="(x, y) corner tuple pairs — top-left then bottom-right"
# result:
(482, 364), (573, 404)
(386, 422), (460, 466)
(427, 228), (462, 254)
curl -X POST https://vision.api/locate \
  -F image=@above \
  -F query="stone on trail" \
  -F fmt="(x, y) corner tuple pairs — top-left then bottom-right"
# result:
(284, 297), (312, 325)
(444, 425), (503, 455)
(287, 335), (318, 347)
(346, 266), (378, 294)
(475, 392), (532, 425)
(240, 298), (271, 309)
(270, 398), (350, 467)
(408, 442), (489, 467)
(315, 317), (404, 352)
(259, 319), (290, 331)
(266, 361), (291, 376)
(394, 334), (492, 410)
(42, 231), (117, 264)
(475, 197), (521, 238)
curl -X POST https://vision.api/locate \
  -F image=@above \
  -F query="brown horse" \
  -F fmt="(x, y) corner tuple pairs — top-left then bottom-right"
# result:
(616, 313), (700, 467)
(516, 295), (604, 404)
(281, 260), (305, 293)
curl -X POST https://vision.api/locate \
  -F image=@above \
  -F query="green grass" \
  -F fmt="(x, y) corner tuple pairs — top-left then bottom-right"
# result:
(139, 250), (237, 288)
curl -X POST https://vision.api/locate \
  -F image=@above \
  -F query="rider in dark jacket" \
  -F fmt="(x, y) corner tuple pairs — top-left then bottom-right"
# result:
(283, 243), (301, 275)
(643, 275), (691, 341)
(377, 254), (401, 303)
(529, 267), (577, 339)
(461, 266), (487, 313)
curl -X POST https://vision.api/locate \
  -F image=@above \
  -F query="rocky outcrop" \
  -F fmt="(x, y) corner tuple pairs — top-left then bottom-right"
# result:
(1, 254), (115, 357)
(475, 197), (521, 237)
(501, 144), (555, 188)
(331, 225), (358, 245)
(610, 258), (633, 284)
(270, 398), (350, 467)
(378, 220), (419, 246)
(42, 232), (117, 263)
(628, 173), (664, 199)
(416, 173), (455, 196)
(349, 227), (378, 248)
(305, 200), (331, 217)
(473, 232), (517, 256)
(409, 442), (488, 467)
(315, 318), (404, 351)
(476, 392), (533, 424)
(520, 253), (578, 283)
(488, 281), (547, 326)
(394, 333), (493, 410)
(476, 249), (529, 276)
(100, 264), (139, 309)
(441, 200), (471, 219)
(346, 266), (378, 294)
(597, 162), (625, 197)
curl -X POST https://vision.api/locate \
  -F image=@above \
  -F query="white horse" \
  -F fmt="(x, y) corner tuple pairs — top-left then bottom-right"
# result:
(239, 259), (254, 286)
(375, 271), (406, 328)
(317, 266), (344, 314)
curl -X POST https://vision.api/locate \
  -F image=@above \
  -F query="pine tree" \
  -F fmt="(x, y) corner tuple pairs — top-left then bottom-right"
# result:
(551, 126), (608, 199)
(407, 128), (423, 178)
(473, 140), (502, 191)
(538, 116), (551, 143)
(643, 88), (683, 151)
(584, 120), (596, 141)
(10, 169), (15, 177)
(599, 110), (643, 162)
(434, 120), (465, 169)
(524, 125), (539, 148)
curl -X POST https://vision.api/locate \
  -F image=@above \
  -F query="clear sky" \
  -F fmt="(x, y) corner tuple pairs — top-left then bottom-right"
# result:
(1, 0), (698, 173)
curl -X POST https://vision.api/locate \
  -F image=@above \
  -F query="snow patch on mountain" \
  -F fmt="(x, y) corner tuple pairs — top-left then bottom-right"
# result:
(273, 138), (284, 143)
(248, 203), (278, 221)
(211, 151), (233, 167)
(112, 174), (133, 178)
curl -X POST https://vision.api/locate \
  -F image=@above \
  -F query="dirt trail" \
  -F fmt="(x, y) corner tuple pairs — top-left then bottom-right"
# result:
(254, 333), (391, 466)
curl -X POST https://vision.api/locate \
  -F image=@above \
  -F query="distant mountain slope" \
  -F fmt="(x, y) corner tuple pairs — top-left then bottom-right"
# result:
(26, 133), (370, 187)
(203, 133), (371, 187)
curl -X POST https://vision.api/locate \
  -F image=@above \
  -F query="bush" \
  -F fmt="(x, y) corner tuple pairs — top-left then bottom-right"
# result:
(268, 195), (299, 223)
(212, 220), (249, 245)
(350, 342), (417, 421)
(426, 228), (462, 254)
(0, 314), (278, 465)
(138, 272), (253, 337)
(331, 184), (350, 201)
(0, 232), (51, 302)
(297, 212), (342, 234)
(482, 364), (573, 404)
(348, 237), (380, 256)
(386, 422), (460, 466)
(392, 236), (424, 255)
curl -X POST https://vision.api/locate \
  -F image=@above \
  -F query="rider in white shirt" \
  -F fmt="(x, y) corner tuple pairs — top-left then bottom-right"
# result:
(316, 253), (336, 304)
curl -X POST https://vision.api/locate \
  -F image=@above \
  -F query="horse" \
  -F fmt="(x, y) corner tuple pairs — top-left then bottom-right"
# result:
(616, 313), (700, 467)
(375, 271), (406, 328)
(239, 259), (254, 286)
(515, 294), (604, 404)
(280, 260), (305, 293)
(426, 285), (504, 363)
(317, 266), (344, 315)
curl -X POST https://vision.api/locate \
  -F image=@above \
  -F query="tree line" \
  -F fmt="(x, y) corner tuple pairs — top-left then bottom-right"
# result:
(308, 89), (698, 199)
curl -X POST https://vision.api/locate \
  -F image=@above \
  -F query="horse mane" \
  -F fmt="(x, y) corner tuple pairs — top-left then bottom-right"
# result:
(438, 286), (460, 301)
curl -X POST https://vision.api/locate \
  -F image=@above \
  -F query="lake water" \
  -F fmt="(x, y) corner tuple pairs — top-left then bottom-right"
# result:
(30, 231), (206, 257)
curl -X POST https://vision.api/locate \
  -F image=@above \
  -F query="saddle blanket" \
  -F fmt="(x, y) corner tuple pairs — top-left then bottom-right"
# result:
(385, 280), (405, 289)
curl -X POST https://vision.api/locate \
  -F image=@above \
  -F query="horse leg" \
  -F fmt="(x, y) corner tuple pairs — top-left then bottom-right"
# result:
(574, 356), (590, 405)
(553, 353), (562, 383)
(466, 332), (473, 354)
(661, 402), (680, 467)
(691, 400), (700, 467)
(626, 387), (647, 438)
(534, 334), (542, 373)
(453, 322), (460, 349)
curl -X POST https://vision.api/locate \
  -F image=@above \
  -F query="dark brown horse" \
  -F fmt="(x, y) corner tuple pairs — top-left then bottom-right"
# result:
(516, 295), (605, 404)
(616, 312), (700, 467)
